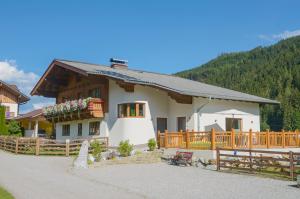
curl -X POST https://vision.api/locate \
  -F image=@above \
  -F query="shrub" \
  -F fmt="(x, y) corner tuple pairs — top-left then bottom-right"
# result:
(148, 138), (156, 151)
(118, 140), (133, 157)
(0, 106), (8, 135)
(7, 120), (22, 136)
(90, 140), (103, 162)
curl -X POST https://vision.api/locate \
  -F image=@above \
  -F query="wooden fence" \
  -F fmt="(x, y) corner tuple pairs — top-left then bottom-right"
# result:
(0, 136), (108, 156)
(158, 129), (300, 150)
(216, 148), (300, 180)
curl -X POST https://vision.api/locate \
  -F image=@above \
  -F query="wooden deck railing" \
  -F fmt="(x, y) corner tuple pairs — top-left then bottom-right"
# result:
(216, 148), (300, 180)
(158, 129), (300, 150)
(0, 136), (108, 156)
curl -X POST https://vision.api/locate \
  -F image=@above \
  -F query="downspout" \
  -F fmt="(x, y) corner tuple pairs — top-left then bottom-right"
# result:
(196, 96), (212, 131)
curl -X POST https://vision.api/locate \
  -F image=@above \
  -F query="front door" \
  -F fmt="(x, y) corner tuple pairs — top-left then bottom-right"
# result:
(177, 117), (186, 131)
(157, 118), (167, 133)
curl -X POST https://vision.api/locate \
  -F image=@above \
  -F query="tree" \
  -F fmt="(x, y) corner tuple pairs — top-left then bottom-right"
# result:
(176, 35), (300, 131)
(0, 106), (8, 135)
(7, 120), (22, 136)
(293, 111), (300, 130)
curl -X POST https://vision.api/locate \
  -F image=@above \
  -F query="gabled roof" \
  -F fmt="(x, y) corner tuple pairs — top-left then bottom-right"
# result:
(0, 80), (30, 103)
(31, 59), (279, 104)
(14, 109), (43, 120)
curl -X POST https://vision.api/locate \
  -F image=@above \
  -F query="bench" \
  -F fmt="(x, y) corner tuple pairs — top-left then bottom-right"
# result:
(170, 151), (193, 166)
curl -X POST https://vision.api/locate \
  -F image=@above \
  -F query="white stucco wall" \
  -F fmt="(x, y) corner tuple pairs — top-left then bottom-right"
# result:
(193, 98), (260, 132)
(107, 80), (169, 146)
(0, 102), (18, 117)
(55, 117), (107, 141)
(167, 98), (194, 131)
(55, 79), (261, 146)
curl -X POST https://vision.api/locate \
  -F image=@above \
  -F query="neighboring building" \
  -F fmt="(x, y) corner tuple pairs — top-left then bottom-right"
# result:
(0, 80), (29, 118)
(14, 109), (53, 138)
(30, 59), (278, 146)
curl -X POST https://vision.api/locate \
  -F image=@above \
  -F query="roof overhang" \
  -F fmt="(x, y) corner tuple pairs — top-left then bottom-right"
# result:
(30, 60), (88, 97)
(0, 81), (30, 104)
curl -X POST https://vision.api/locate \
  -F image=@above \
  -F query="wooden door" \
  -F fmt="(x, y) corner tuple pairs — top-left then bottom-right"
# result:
(157, 118), (167, 133)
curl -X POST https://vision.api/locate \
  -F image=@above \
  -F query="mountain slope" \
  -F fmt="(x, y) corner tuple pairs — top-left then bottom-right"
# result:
(176, 36), (300, 131)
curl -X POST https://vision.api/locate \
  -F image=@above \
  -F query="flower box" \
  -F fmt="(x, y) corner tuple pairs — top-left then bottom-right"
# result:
(43, 98), (104, 122)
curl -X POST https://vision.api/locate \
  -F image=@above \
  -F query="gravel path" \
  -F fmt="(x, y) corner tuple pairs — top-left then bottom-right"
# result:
(0, 151), (299, 199)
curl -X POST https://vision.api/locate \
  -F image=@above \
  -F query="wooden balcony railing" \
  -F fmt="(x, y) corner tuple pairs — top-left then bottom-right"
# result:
(158, 129), (300, 150)
(43, 98), (104, 122)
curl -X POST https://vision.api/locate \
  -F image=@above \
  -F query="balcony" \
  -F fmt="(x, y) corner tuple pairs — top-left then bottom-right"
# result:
(5, 112), (15, 119)
(43, 98), (104, 122)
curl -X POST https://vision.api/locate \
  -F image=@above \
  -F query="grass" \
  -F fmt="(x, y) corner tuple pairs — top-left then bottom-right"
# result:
(0, 186), (14, 199)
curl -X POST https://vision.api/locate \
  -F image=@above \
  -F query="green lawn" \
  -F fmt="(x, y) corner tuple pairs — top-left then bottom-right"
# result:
(0, 186), (14, 199)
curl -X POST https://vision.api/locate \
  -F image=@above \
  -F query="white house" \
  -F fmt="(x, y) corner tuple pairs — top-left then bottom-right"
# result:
(0, 80), (29, 119)
(30, 59), (278, 146)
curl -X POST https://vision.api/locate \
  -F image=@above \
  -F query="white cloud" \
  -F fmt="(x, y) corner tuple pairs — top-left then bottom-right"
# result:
(32, 101), (55, 110)
(259, 29), (300, 41)
(0, 60), (38, 94)
(0, 60), (55, 113)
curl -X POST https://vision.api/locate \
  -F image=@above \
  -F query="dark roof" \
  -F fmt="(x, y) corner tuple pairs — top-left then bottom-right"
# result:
(14, 109), (43, 120)
(31, 59), (279, 104)
(0, 80), (30, 103)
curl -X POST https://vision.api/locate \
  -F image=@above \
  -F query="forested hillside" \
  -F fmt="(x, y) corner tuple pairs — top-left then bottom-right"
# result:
(176, 36), (300, 131)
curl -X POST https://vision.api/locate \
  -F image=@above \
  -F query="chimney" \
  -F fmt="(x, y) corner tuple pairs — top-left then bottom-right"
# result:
(110, 58), (128, 69)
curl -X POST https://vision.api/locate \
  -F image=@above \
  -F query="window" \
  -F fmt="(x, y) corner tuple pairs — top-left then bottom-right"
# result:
(118, 103), (145, 118)
(89, 121), (100, 135)
(177, 117), (186, 131)
(226, 118), (242, 131)
(89, 88), (101, 98)
(4, 106), (10, 112)
(78, 123), (82, 136)
(62, 124), (70, 136)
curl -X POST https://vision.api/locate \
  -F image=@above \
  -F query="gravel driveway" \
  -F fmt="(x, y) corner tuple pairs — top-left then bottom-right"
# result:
(0, 151), (299, 199)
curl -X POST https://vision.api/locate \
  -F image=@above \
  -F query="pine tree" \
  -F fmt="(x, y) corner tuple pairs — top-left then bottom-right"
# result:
(176, 35), (300, 131)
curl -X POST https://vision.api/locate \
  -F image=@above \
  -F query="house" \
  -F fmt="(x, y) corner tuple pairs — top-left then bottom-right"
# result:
(0, 80), (29, 119)
(30, 59), (278, 146)
(14, 109), (53, 138)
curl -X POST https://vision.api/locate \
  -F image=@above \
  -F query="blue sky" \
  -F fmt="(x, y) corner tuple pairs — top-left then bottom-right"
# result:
(0, 0), (299, 112)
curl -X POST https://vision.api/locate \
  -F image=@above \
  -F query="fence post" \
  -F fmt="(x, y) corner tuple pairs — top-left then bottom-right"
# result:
(180, 130), (183, 147)
(211, 128), (216, 150)
(35, 138), (40, 156)
(66, 139), (70, 157)
(289, 151), (294, 180)
(249, 129), (253, 149)
(266, 129), (270, 149)
(164, 130), (168, 148)
(15, 138), (19, 154)
(231, 128), (235, 149)
(106, 137), (109, 149)
(249, 150), (253, 172)
(4, 136), (7, 151)
(216, 147), (220, 171)
(282, 129), (286, 148)
(157, 130), (160, 149)
(186, 130), (190, 149)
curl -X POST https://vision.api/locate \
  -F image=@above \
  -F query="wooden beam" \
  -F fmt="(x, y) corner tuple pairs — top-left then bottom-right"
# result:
(45, 77), (68, 86)
(168, 92), (192, 104)
(116, 81), (135, 92)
